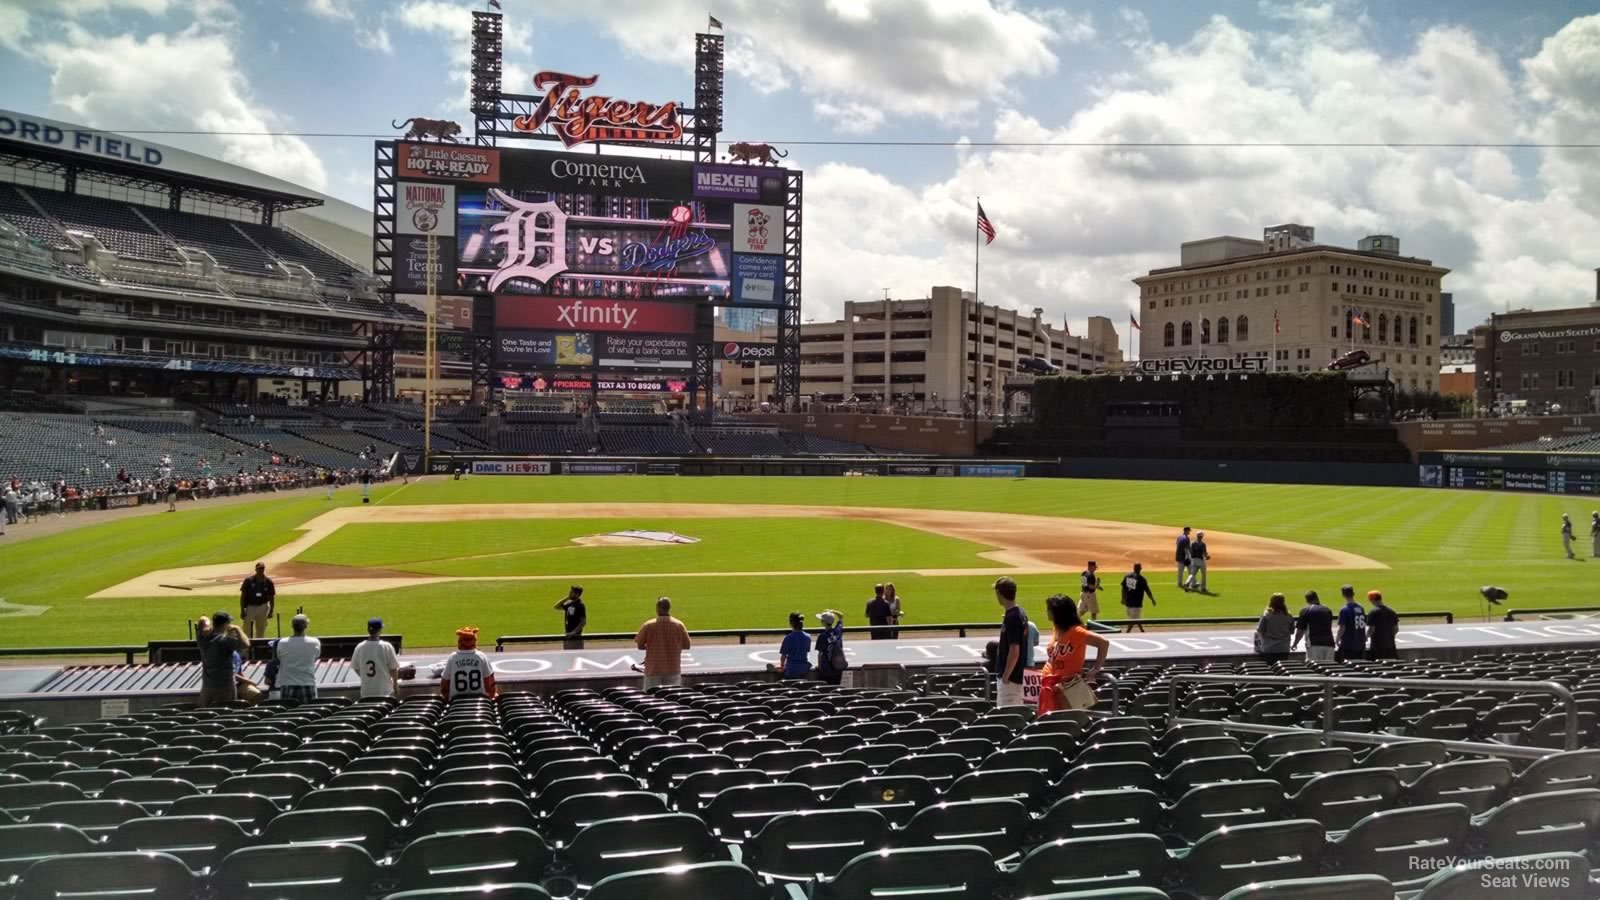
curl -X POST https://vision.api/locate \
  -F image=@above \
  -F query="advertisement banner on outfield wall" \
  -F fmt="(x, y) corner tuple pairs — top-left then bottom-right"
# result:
(473, 461), (553, 475)
(563, 462), (638, 475)
(960, 463), (1026, 478)
(886, 463), (956, 477)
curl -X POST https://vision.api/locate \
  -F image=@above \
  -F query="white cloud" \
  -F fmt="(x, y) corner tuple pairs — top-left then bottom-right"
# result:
(791, 12), (1600, 330)
(304, 0), (352, 20)
(540, 0), (1080, 129)
(34, 24), (328, 190)
(396, 0), (534, 112)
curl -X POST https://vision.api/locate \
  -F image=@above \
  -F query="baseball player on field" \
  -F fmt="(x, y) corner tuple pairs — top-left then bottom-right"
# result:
(1175, 526), (1193, 589)
(1078, 560), (1102, 620)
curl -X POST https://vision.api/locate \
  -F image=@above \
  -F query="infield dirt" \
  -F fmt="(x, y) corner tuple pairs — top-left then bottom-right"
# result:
(92, 502), (1383, 599)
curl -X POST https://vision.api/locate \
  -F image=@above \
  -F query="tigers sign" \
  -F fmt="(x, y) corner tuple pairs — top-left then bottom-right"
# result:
(512, 72), (683, 147)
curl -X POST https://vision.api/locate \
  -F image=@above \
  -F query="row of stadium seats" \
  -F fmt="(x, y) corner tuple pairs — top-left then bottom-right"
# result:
(5, 675), (1600, 898)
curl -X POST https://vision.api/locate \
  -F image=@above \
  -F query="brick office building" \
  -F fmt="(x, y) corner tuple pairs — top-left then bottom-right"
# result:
(1473, 299), (1600, 414)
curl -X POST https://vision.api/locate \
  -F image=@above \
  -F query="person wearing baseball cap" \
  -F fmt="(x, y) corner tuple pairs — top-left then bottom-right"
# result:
(814, 609), (846, 685)
(274, 613), (322, 704)
(351, 616), (400, 699)
(441, 626), (498, 700)
(195, 610), (246, 707)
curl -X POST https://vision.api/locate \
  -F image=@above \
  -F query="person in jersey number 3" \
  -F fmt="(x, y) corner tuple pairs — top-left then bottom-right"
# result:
(1038, 593), (1110, 715)
(351, 617), (400, 699)
(440, 626), (497, 700)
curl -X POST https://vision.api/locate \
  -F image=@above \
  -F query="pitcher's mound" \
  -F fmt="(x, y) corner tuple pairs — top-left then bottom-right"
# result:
(572, 530), (701, 548)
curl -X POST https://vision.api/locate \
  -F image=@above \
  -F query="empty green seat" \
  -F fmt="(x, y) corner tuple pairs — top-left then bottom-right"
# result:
(585, 861), (762, 900)
(563, 812), (717, 892)
(1472, 788), (1600, 857)
(1010, 833), (1169, 896)
(213, 842), (378, 900)
(1407, 759), (1512, 816)
(1038, 789), (1164, 841)
(703, 783), (815, 843)
(1413, 852), (1588, 899)
(1169, 780), (1287, 844)
(1286, 768), (1403, 832)
(392, 828), (551, 892)
(1218, 874), (1396, 899)
(0, 823), (98, 881)
(899, 798), (1030, 860)
(826, 775), (935, 827)
(1176, 818), (1325, 898)
(15, 849), (196, 900)
(262, 806), (395, 858)
(809, 845), (998, 899)
(744, 808), (890, 884)
(108, 814), (249, 871)
(1512, 749), (1600, 794)
(1329, 803), (1471, 886)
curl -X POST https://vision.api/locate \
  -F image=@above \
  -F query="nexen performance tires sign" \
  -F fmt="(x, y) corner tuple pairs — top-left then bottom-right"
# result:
(473, 461), (553, 475)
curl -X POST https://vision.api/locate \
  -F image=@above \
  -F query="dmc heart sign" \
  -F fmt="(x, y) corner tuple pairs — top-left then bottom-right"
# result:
(496, 297), (696, 334)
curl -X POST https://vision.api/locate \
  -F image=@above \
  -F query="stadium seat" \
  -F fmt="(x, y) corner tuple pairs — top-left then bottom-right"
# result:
(1512, 749), (1600, 794)
(546, 792), (669, 843)
(391, 828), (552, 891)
(213, 842), (379, 900)
(585, 861), (765, 900)
(14, 849), (197, 900)
(703, 783), (816, 843)
(1218, 874), (1397, 899)
(382, 887), (551, 900)
(1472, 788), (1600, 857)
(412, 798), (537, 838)
(1010, 834), (1170, 895)
(1169, 780), (1287, 843)
(784, 761), (870, 796)
(899, 798), (1030, 859)
(48, 769), (127, 796)
(97, 776), (198, 812)
(29, 799), (147, 838)
(262, 806), (395, 858)
(108, 814), (250, 871)
(943, 767), (1049, 807)
(1329, 803), (1471, 885)
(168, 792), (280, 833)
(1407, 758), (1512, 815)
(676, 768), (768, 812)
(806, 845), (999, 899)
(1059, 762), (1158, 795)
(743, 808), (891, 883)
(1039, 788), (1165, 841)
(1175, 819), (1326, 898)
(1285, 768), (1403, 831)
(561, 813), (718, 891)
(0, 823), (99, 881)
(826, 776), (935, 827)
(0, 782), (83, 817)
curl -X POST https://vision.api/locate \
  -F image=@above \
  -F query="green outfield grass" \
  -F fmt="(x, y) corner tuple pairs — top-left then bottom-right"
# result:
(0, 475), (1595, 650)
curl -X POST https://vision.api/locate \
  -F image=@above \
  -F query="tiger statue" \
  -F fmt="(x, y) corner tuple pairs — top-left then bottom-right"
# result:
(727, 142), (788, 165)
(392, 118), (463, 142)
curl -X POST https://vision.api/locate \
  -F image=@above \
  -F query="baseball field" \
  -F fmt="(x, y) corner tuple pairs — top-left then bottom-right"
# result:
(0, 475), (1593, 650)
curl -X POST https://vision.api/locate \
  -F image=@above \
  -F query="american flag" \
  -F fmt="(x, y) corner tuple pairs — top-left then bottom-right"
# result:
(1273, 309), (1280, 334)
(1350, 309), (1368, 327)
(1128, 311), (1140, 331)
(976, 203), (996, 245)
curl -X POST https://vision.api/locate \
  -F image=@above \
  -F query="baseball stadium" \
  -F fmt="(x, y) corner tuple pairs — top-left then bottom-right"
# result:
(4, 6), (1600, 900)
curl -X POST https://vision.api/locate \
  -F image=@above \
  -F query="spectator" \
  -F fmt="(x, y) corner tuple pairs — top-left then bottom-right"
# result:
(814, 609), (846, 685)
(1119, 562), (1156, 632)
(1336, 585), (1368, 662)
(274, 614), (322, 704)
(866, 584), (893, 640)
(230, 624), (266, 706)
(1593, 511), (1600, 558)
(351, 617), (401, 698)
(555, 585), (587, 650)
(1037, 592), (1109, 714)
(324, 469), (337, 500)
(993, 576), (1030, 708)
(883, 582), (904, 640)
(634, 597), (691, 688)
(1255, 593), (1295, 664)
(195, 611), (246, 707)
(239, 563), (275, 640)
(2, 486), (16, 525)
(778, 611), (812, 680)
(1366, 591), (1399, 660)
(1291, 590), (1336, 662)
(441, 627), (497, 700)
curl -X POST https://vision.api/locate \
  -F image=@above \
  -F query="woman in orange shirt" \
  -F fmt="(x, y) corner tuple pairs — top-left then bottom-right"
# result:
(1038, 592), (1110, 714)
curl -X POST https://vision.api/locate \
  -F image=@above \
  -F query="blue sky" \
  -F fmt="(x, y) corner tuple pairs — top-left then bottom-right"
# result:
(1, 0), (1598, 327)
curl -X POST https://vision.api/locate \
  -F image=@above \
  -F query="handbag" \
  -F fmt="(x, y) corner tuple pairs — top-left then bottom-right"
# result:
(1052, 676), (1097, 710)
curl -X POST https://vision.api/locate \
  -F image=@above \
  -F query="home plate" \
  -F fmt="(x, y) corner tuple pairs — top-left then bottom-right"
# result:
(571, 530), (701, 547)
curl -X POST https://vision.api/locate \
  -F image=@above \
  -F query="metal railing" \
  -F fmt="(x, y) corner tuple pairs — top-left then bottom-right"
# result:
(1502, 606), (1600, 622)
(1201, 717), (1558, 762)
(497, 611), (1454, 650)
(1167, 673), (1579, 751)
(0, 646), (144, 665)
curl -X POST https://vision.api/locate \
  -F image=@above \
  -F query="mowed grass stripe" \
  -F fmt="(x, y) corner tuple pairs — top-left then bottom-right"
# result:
(0, 476), (1594, 649)
(297, 518), (1001, 577)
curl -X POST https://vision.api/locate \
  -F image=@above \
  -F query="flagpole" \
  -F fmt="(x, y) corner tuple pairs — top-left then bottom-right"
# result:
(1271, 309), (1277, 373)
(972, 196), (980, 422)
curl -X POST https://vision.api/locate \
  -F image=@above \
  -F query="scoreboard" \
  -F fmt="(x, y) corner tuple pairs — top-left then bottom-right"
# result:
(1421, 452), (1600, 495)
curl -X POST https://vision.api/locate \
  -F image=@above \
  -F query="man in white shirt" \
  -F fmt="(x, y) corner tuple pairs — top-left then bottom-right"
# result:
(274, 614), (322, 704)
(440, 626), (496, 701)
(350, 617), (400, 699)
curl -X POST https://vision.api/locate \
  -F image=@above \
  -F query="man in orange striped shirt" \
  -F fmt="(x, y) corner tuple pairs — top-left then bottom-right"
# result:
(635, 596), (692, 688)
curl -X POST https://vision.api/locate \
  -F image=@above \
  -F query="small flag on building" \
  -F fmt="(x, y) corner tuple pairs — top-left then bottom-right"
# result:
(1350, 309), (1368, 327)
(1129, 311), (1140, 331)
(1063, 315), (1071, 337)
(976, 202), (996, 245)
(708, 14), (724, 30)
(488, 0), (501, 8)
